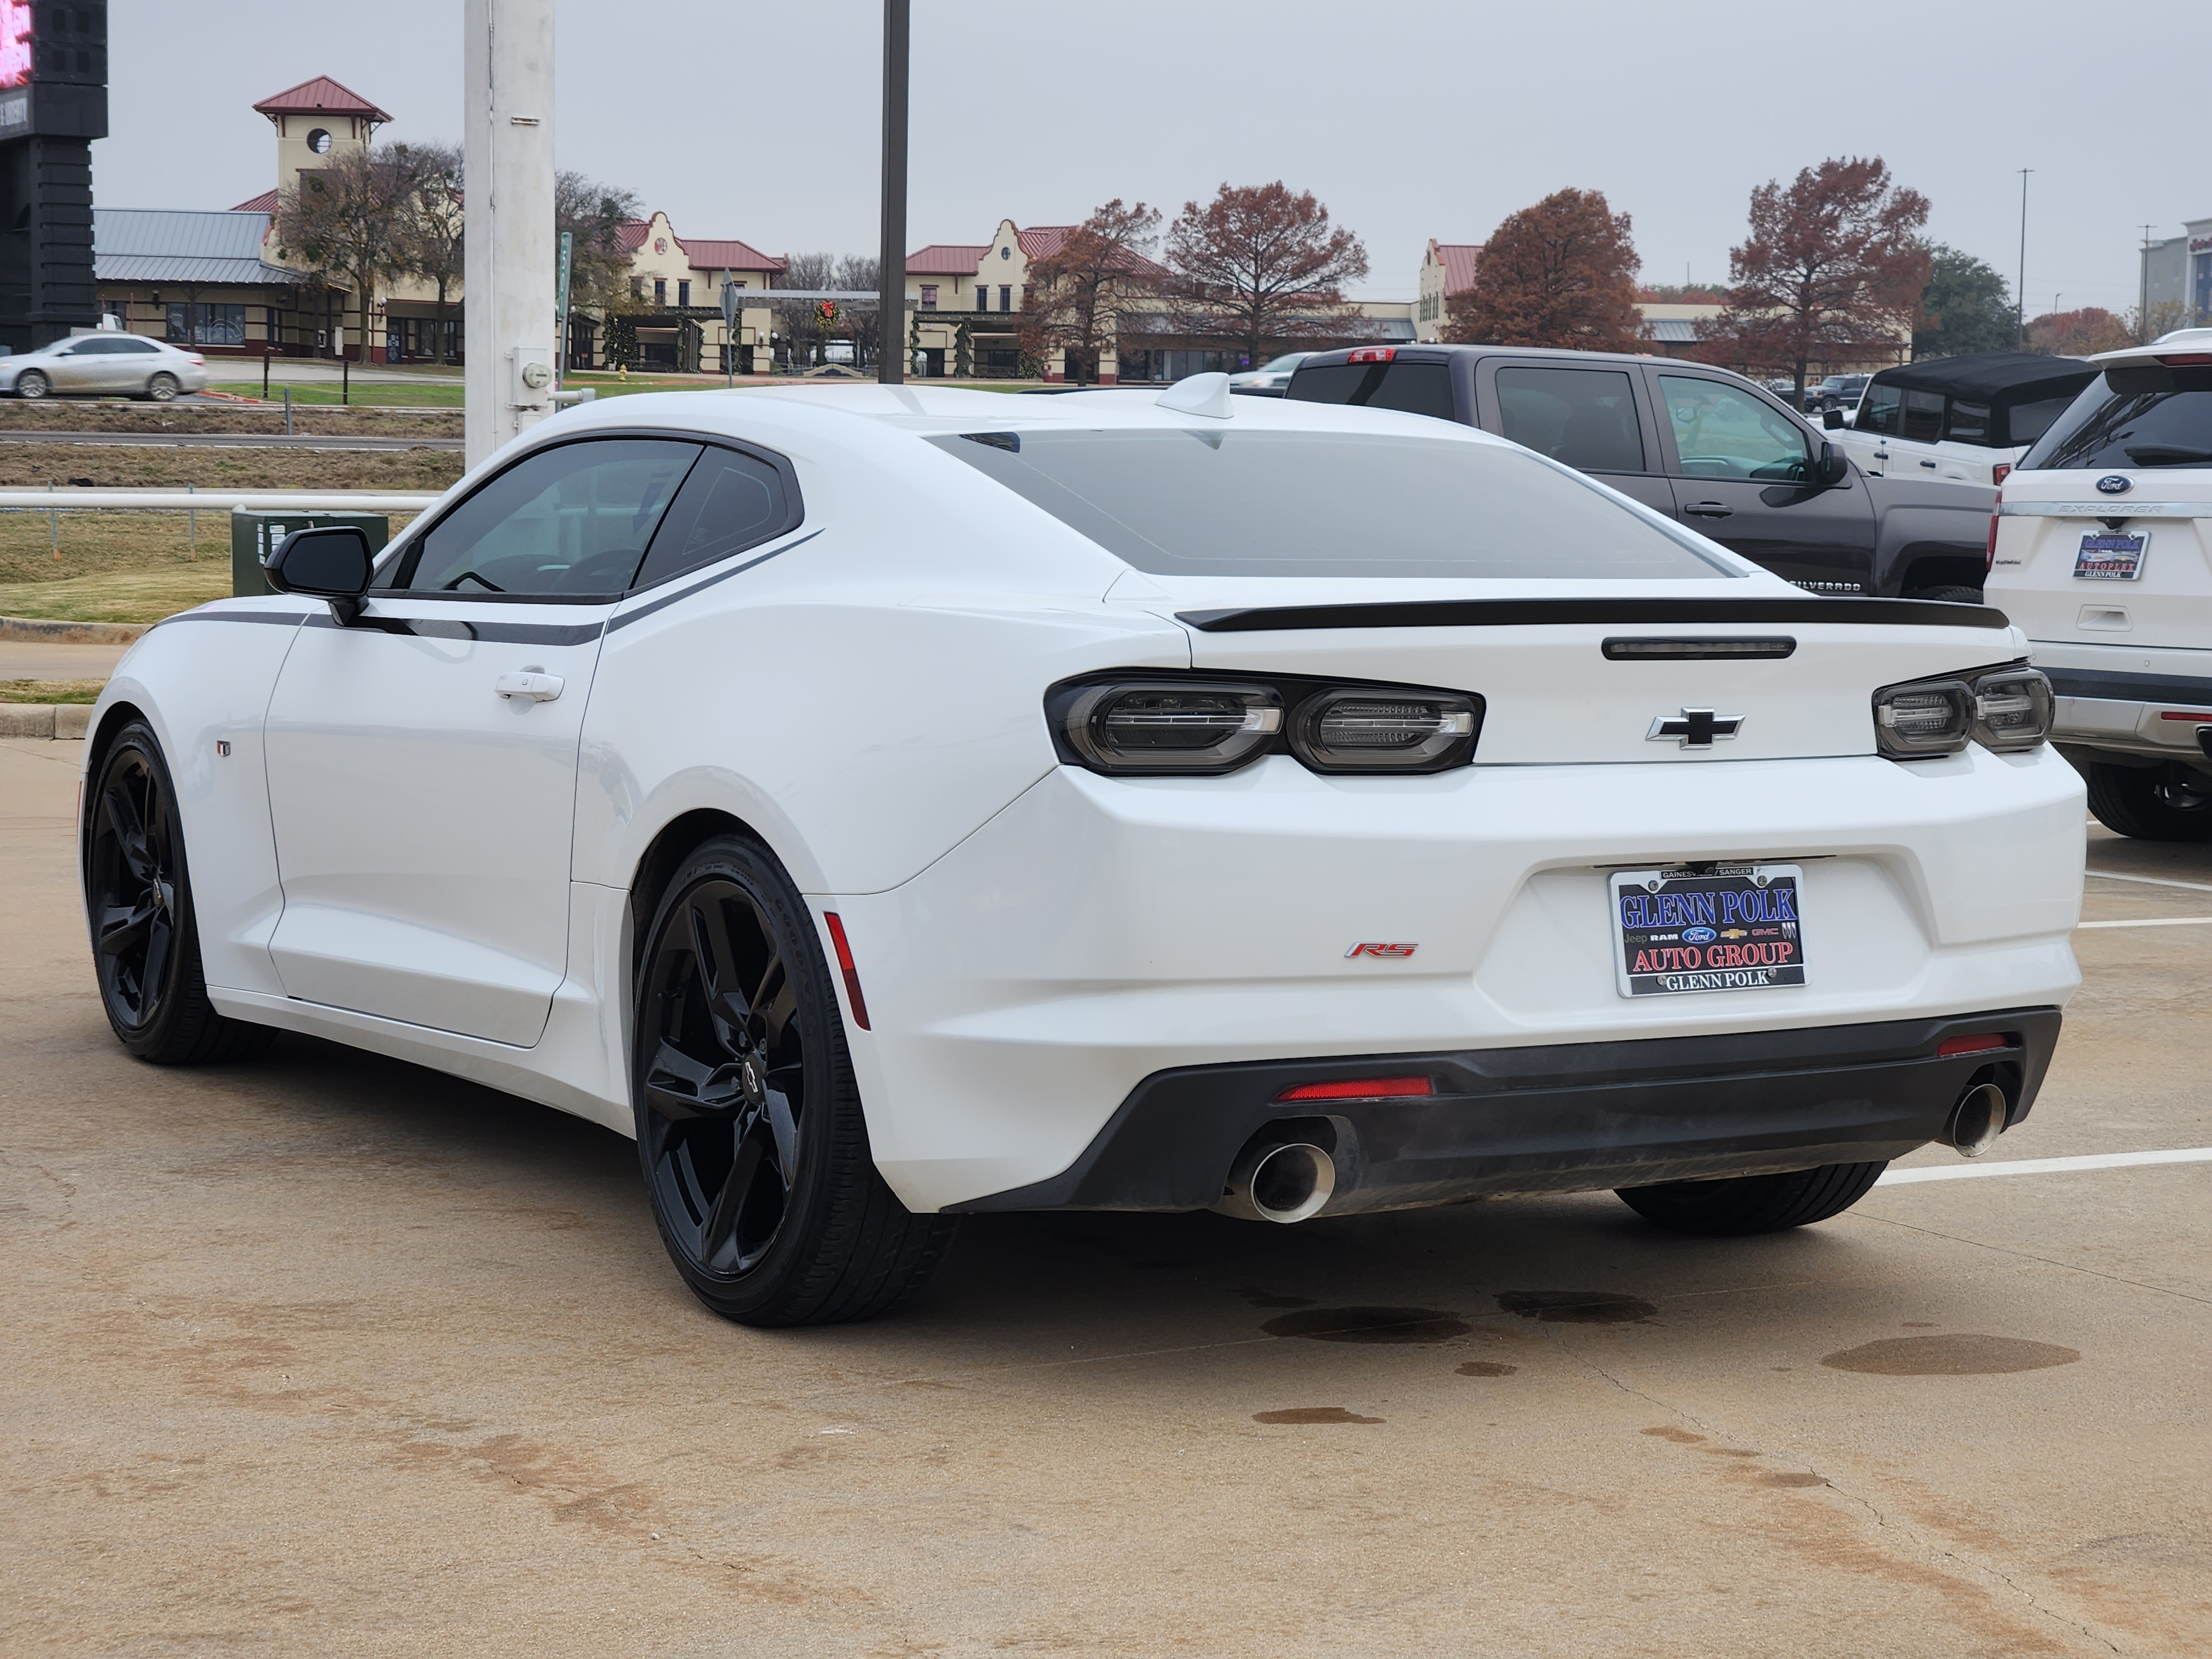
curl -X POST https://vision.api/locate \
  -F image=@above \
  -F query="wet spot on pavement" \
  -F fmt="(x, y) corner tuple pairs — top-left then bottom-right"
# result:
(1261, 1306), (1472, 1344)
(1703, 1447), (1760, 1457)
(1496, 1290), (1656, 1324)
(1455, 1360), (1518, 1378)
(1641, 1426), (1704, 1444)
(1253, 1406), (1384, 1425)
(1760, 1472), (1828, 1488)
(1234, 1287), (1317, 1310)
(1820, 1335), (2080, 1375)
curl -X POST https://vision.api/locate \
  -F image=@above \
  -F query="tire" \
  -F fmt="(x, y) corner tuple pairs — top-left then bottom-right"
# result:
(82, 722), (275, 1064)
(1615, 1161), (1887, 1237)
(2083, 761), (2212, 842)
(17, 369), (48, 400)
(632, 834), (956, 1327)
(146, 373), (179, 403)
(1914, 584), (1986, 605)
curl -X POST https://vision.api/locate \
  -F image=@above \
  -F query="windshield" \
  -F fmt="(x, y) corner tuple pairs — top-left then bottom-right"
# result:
(2020, 366), (2212, 471)
(927, 427), (1739, 580)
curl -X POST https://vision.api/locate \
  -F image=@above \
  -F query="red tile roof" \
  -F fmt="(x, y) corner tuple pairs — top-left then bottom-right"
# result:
(1014, 223), (1168, 279)
(231, 188), (280, 213)
(253, 76), (393, 122)
(616, 219), (785, 272)
(1431, 240), (1483, 295)
(907, 243), (988, 275)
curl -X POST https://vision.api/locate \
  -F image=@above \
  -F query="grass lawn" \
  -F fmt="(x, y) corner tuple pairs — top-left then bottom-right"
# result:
(212, 380), (466, 407)
(0, 677), (103, 703)
(0, 444), (459, 492)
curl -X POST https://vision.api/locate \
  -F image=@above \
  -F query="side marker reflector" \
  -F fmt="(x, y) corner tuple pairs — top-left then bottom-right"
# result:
(824, 912), (870, 1031)
(1275, 1076), (1433, 1103)
(1937, 1034), (2010, 1057)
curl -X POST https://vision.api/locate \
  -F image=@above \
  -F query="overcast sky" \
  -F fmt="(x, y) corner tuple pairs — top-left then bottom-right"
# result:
(105, 1), (2200, 316)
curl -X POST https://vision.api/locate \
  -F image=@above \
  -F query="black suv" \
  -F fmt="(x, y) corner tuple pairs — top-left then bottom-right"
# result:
(1286, 345), (1995, 598)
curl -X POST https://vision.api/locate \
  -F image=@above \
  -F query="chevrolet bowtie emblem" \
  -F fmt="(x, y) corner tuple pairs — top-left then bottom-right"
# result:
(1647, 708), (1744, 748)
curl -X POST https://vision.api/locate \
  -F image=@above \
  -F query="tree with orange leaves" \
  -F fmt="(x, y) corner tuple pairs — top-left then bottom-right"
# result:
(1446, 188), (1643, 351)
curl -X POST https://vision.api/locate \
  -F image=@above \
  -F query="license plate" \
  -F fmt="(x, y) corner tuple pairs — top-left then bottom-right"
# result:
(1610, 865), (1808, 998)
(2074, 529), (2147, 580)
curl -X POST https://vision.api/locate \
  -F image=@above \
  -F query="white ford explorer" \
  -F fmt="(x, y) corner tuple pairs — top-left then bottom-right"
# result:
(1986, 328), (2212, 838)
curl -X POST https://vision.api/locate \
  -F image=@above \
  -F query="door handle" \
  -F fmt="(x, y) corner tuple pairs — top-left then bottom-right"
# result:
(1919, 459), (1937, 469)
(1682, 502), (1733, 519)
(495, 670), (565, 703)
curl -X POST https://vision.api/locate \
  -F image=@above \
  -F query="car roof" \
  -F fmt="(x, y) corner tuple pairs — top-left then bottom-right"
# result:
(1871, 352), (2095, 401)
(1298, 342), (1667, 369)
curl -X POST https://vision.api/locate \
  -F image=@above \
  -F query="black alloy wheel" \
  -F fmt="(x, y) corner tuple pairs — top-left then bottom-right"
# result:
(632, 835), (956, 1326)
(147, 373), (179, 403)
(2084, 761), (2212, 842)
(17, 368), (48, 399)
(84, 722), (273, 1063)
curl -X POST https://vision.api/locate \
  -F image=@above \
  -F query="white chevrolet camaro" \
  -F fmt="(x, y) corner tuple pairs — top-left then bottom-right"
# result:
(80, 376), (2085, 1326)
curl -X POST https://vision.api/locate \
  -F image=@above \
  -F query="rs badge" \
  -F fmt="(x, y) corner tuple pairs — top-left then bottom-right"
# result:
(1345, 942), (1417, 959)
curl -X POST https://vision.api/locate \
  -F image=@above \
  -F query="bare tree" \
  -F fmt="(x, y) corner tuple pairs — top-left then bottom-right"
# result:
(1164, 181), (1368, 366)
(400, 140), (464, 362)
(555, 170), (643, 312)
(274, 143), (427, 362)
(1020, 200), (1162, 383)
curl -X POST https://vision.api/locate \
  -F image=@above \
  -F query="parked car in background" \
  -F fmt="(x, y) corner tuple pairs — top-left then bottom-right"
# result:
(1804, 373), (1872, 415)
(1832, 353), (2098, 488)
(1227, 352), (1311, 395)
(1985, 329), (2212, 839)
(0, 332), (207, 401)
(1287, 343), (1996, 598)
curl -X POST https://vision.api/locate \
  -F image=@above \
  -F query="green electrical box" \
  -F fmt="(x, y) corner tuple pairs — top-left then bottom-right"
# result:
(231, 510), (392, 598)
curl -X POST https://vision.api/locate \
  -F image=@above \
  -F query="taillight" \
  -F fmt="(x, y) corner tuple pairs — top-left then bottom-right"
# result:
(2157, 352), (2212, 366)
(187, 353), (204, 366)
(1938, 1033), (2010, 1057)
(1345, 347), (1396, 364)
(1991, 463), (2011, 487)
(1275, 1076), (1433, 1103)
(1970, 667), (2054, 752)
(1047, 672), (1483, 778)
(1873, 663), (2052, 760)
(1985, 487), (2002, 572)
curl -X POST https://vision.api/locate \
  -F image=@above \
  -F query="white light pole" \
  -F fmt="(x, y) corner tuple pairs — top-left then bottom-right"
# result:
(465, 0), (556, 470)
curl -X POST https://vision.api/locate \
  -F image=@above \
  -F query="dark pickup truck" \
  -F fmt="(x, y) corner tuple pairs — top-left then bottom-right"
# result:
(1286, 344), (1995, 599)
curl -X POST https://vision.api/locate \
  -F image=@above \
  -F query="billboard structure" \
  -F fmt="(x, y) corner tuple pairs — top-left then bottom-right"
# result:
(0, 1), (106, 350)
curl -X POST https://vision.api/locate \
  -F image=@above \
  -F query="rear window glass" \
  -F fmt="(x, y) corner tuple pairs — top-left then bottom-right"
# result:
(926, 427), (1738, 581)
(1285, 360), (1456, 421)
(2002, 395), (2073, 450)
(1948, 400), (1991, 444)
(2020, 367), (2212, 471)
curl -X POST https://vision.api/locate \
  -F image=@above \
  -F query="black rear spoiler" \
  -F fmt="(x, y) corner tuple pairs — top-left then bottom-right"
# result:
(1176, 596), (2010, 632)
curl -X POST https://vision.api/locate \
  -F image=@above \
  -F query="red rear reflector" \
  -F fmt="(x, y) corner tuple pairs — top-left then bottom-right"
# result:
(1345, 347), (1396, 364)
(2159, 710), (2212, 721)
(1991, 463), (2011, 486)
(1274, 1076), (1433, 1103)
(2157, 352), (2212, 366)
(1938, 1034), (2008, 1057)
(823, 912), (870, 1031)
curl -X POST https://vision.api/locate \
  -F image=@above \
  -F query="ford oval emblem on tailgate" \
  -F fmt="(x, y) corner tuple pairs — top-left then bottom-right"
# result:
(2095, 474), (2133, 495)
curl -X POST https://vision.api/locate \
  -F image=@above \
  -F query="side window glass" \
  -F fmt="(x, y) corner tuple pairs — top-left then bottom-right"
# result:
(1366, 362), (1455, 421)
(1495, 366), (1645, 472)
(1947, 400), (1991, 444)
(630, 446), (795, 590)
(1900, 389), (1945, 443)
(404, 439), (701, 597)
(1855, 383), (1902, 436)
(1660, 376), (1811, 482)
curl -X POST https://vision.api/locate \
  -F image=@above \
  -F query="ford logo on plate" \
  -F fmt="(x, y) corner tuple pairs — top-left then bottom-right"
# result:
(2095, 474), (2133, 495)
(1682, 925), (1718, 944)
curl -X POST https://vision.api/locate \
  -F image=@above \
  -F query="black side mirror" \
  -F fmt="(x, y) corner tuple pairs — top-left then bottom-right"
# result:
(267, 525), (373, 625)
(1823, 409), (1844, 430)
(1816, 440), (1850, 486)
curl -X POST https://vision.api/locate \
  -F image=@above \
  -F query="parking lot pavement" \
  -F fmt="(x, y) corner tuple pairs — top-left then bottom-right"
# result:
(2, 740), (2206, 1658)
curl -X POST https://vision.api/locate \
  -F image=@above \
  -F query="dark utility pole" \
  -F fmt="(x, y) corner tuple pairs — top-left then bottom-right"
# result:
(877, 0), (909, 384)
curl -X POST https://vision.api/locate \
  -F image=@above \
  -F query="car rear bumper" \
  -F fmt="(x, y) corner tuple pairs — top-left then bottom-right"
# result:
(2035, 650), (2212, 769)
(950, 1008), (2063, 1214)
(834, 747), (2083, 1213)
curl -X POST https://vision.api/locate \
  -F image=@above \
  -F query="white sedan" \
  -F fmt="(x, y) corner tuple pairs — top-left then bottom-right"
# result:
(81, 377), (2085, 1326)
(0, 332), (208, 400)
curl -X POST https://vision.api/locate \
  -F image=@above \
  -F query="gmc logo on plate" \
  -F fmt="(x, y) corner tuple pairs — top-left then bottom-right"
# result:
(1345, 942), (1418, 959)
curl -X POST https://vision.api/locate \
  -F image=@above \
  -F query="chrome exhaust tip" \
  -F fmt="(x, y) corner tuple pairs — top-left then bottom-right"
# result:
(1944, 1081), (2010, 1158)
(1217, 1140), (1335, 1224)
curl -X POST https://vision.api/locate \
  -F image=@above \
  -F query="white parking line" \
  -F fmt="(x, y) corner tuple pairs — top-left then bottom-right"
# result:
(1877, 1148), (2212, 1185)
(2077, 916), (2212, 929)
(2085, 868), (2212, 895)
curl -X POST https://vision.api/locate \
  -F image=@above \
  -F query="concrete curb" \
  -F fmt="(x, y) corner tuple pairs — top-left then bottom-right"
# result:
(0, 704), (92, 739)
(0, 615), (148, 645)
